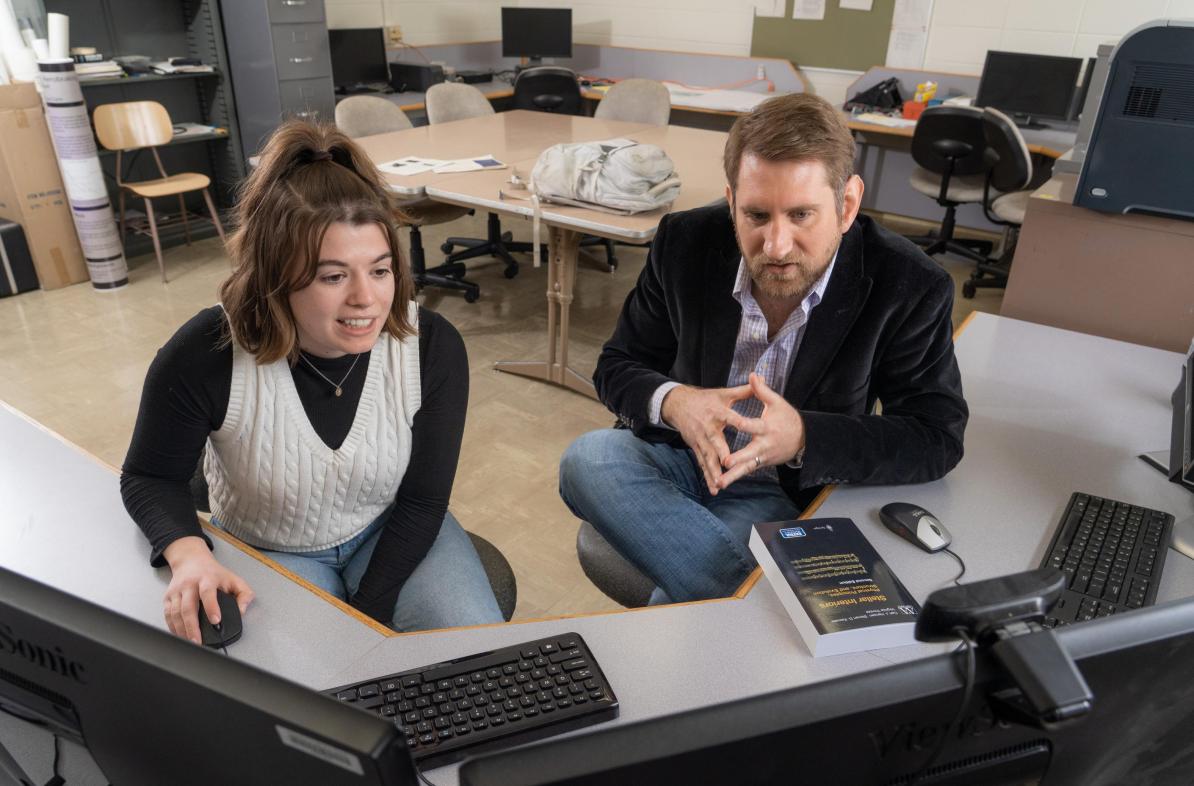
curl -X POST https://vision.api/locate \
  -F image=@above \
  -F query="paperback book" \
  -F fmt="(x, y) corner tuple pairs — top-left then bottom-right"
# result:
(749, 517), (921, 657)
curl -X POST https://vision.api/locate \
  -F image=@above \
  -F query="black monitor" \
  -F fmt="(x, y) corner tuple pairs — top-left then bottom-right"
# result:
(329, 28), (390, 91)
(0, 566), (415, 785)
(501, 7), (572, 64)
(460, 596), (1194, 785)
(975, 51), (1083, 128)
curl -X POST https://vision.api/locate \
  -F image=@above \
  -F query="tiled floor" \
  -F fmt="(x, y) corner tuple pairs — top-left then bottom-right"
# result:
(0, 210), (1003, 621)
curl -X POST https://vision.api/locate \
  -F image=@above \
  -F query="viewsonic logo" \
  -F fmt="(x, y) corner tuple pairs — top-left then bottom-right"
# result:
(0, 622), (88, 684)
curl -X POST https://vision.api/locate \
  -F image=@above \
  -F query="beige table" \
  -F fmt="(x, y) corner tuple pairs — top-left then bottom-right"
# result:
(352, 110), (659, 198)
(424, 121), (729, 398)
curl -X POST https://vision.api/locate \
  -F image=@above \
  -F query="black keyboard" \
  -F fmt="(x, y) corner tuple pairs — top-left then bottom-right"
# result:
(324, 632), (618, 769)
(1039, 492), (1174, 627)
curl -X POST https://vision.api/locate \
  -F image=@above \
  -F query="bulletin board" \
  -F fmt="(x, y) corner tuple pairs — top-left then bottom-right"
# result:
(750, 0), (897, 72)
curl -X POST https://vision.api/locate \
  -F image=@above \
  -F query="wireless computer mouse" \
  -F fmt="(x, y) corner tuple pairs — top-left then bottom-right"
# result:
(879, 502), (952, 553)
(199, 590), (243, 648)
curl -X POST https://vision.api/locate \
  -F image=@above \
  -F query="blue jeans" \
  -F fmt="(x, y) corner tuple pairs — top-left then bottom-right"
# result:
(247, 511), (503, 632)
(559, 429), (803, 604)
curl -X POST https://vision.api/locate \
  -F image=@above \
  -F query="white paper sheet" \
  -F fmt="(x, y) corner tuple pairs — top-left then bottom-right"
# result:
(793, 0), (826, 21)
(892, 0), (934, 29)
(885, 26), (928, 69)
(751, 0), (785, 18)
(840, 0), (874, 10)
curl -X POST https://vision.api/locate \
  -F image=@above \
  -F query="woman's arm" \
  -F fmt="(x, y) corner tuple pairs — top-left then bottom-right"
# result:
(120, 306), (232, 565)
(351, 310), (469, 622)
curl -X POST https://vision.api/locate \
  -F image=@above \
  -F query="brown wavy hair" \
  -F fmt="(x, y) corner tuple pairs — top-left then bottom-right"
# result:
(723, 93), (856, 215)
(219, 120), (414, 363)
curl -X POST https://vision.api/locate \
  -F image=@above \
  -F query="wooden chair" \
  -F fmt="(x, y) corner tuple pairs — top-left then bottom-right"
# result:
(93, 101), (227, 283)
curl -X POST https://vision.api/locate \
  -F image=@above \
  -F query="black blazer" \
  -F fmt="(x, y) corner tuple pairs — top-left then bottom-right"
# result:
(594, 203), (968, 510)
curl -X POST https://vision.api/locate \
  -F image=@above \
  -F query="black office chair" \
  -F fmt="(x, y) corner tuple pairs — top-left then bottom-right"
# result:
(905, 105), (997, 264)
(512, 66), (583, 114)
(189, 449), (517, 621)
(964, 106), (1035, 298)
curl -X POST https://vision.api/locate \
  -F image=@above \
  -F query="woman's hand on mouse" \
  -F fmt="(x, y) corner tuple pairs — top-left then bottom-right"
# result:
(162, 536), (255, 644)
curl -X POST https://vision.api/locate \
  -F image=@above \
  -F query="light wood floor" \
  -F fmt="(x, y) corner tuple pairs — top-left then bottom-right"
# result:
(0, 210), (1003, 621)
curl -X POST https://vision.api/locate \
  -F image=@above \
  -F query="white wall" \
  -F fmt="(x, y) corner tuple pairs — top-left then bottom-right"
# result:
(923, 0), (1194, 74)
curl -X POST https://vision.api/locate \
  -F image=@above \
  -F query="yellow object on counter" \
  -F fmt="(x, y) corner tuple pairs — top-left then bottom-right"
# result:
(914, 81), (938, 103)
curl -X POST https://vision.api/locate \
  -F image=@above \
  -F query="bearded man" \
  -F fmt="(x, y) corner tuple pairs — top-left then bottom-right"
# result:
(558, 93), (969, 604)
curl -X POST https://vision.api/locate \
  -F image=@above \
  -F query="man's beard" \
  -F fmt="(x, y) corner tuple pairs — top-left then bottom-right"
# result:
(744, 237), (838, 302)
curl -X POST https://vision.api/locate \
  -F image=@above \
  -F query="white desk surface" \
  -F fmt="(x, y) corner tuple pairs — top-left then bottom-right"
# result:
(3, 312), (1193, 785)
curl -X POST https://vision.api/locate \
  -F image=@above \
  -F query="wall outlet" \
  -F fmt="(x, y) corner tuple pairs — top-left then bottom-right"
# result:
(386, 25), (403, 46)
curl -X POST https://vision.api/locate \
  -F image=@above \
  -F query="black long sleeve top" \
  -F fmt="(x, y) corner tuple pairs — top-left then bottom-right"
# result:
(120, 305), (469, 622)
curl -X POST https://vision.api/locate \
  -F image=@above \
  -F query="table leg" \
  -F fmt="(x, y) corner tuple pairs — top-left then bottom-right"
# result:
(495, 226), (598, 399)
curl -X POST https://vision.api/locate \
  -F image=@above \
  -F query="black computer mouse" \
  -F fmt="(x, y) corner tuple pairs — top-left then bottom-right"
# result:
(879, 502), (952, 553)
(199, 590), (243, 648)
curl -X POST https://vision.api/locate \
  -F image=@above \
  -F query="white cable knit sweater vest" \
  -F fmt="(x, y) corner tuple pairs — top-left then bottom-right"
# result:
(205, 305), (421, 552)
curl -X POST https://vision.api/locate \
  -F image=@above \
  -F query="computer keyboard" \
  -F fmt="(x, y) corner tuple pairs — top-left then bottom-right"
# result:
(1039, 492), (1175, 627)
(324, 632), (618, 769)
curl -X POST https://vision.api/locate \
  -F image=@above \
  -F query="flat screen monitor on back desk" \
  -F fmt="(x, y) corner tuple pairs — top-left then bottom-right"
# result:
(975, 50), (1083, 129)
(329, 27), (390, 93)
(501, 7), (572, 65)
(461, 596), (1194, 785)
(0, 566), (415, 786)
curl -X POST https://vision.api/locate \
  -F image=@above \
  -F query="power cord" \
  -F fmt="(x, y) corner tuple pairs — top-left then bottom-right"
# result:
(414, 761), (438, 786)
(907, 628), (977, 786)
(943, 547), (967, 585)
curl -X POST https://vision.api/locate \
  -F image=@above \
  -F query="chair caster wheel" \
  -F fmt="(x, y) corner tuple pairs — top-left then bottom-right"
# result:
(962, 280), (977, 299)
(503, 266), (518, 280)
(440, 242), (454, 254)
(464, 289), (480, 303)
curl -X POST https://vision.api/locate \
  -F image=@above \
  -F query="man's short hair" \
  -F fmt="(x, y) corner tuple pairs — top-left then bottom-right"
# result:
(723, 93), (856, 213)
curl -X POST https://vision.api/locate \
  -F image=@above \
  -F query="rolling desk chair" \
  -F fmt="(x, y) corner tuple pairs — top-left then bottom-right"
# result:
(905, 106), (996, 264)
(424, 82), (532, 281)
(334, 96), (481, 302)
(512, 66), (583, 115)
(189, 450), (517, 621)
(965, 106), (1035, 298)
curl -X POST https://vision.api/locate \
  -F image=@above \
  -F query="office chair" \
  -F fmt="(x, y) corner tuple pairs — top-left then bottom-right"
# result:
(93, 101), (227, 283)
(576, 521), (654, 608)
(579, 78), (673, 270)
(593, 78), (671, 125)
(964, 106), (1035, 298)
(424, 82), (534, 280)
(334, 96), (480, 302)
(905, 105), (997, 264)
(512, 66), (583, 115)
(189, 449), (517, 621)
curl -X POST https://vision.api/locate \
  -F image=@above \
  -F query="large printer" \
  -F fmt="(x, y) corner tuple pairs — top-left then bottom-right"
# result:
(1073, 19), (1194, 219)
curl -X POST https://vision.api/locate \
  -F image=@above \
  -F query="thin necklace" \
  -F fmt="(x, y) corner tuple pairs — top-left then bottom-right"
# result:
(299, 351), (361, 397)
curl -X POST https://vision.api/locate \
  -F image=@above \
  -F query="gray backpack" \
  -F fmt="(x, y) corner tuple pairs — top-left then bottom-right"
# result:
(530, 138), (681, 214)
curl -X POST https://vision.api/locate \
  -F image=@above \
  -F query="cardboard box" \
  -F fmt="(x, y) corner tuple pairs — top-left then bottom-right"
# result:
(0, 82), (88, 289)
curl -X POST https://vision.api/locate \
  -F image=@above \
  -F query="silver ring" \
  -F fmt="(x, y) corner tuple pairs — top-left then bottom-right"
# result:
(754, 455), (762, 468)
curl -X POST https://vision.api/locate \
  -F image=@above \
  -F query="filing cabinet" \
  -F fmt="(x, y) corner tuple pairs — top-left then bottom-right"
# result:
(222, 0), (336, 159)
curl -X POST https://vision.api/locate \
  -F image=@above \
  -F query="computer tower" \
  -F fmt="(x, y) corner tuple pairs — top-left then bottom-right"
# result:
(1075, 19), (1194, 219)
(389, 62), (444, 93)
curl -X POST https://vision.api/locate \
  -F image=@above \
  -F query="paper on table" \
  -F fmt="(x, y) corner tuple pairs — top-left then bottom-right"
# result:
(432, 155), (506, 174)
(853, 112), (918, 128)
(379, 155), (506, 176)
(793, 0), (825, 21)
(380, 156), (445, 176)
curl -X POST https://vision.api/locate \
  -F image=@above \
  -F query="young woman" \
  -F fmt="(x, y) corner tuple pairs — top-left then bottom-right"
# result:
(121, 121), (502, 643)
